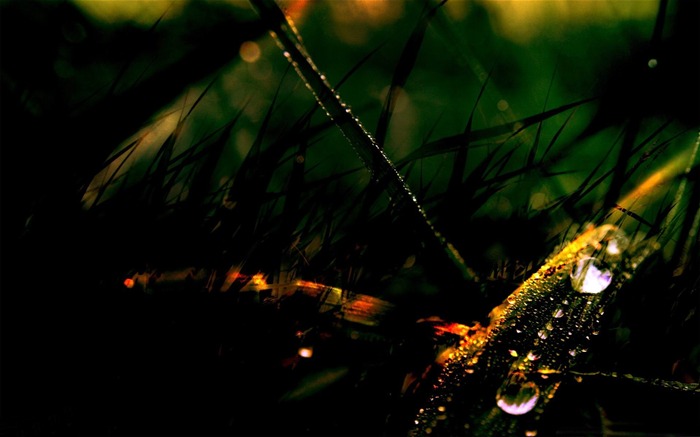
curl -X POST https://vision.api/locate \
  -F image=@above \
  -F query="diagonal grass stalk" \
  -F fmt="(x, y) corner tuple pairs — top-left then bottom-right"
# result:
(249, 0), (477, 283)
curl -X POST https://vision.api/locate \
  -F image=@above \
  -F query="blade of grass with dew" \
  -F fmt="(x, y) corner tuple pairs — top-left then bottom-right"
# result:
(249, 0), (477, 283)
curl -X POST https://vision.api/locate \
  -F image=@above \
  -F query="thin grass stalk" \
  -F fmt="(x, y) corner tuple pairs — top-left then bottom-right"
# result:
(249, 0), (477, 283)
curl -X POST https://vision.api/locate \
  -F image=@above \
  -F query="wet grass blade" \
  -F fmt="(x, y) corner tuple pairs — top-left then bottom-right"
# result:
(249, 0), (477, 283)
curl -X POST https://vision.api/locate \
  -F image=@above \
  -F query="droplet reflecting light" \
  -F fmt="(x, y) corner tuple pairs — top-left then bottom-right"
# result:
(496, 379), (540, 416)
(570, 257), (613, 294)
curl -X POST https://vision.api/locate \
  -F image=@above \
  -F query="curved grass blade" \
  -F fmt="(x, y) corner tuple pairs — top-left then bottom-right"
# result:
(396, 97), (596, 167)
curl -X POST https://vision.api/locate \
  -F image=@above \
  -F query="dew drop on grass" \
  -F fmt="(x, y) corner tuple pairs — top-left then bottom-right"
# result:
(496, 379), (540, 416)
(570, 257), (613, 294)
(604, 232), (629, 256)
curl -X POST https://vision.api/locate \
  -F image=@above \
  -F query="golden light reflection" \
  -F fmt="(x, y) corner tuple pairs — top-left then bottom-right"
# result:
(72, 0), (183, 27)
(329, 0), (405, 45)
(239, 41), (261, 63)
(481, 0), (659, 43)
(615, 142), (697, 214)
(298, 346), (313, 358)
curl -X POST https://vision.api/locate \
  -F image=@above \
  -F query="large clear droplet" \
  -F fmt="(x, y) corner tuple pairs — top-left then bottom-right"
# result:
(570, 257), (613, 294)
(496, 377), (540, 416)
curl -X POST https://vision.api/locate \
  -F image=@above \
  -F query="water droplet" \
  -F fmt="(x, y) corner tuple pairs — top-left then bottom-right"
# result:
(496, 378), (540, 416)
(545, 322), (554, 331)
(569, 349), (577, 357)
(538, 330), (548, 339)
(525, 431), (538, 437)
(553, 308), (564, 318)
(509, 349), (518, 357)
(527, 351), (539, 361)
(437, 406), (446, 412)
(570, 257), (613, 294)
(648, 58), (658, 69)
(604, 232), (629, 256)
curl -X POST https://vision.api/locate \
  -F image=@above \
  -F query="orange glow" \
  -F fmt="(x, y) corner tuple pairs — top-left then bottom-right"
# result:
(295, 279), (326, 290)
(617, 171), (665, 210)
(617, 149), (694, 211)
(280, 0), (311, 20)
(123, 278), (135, 289)
(252, 273), (267, 286)
(239, 41), (261, 63)
(227, 271), (241, 282)
(298, 347), (313, 358)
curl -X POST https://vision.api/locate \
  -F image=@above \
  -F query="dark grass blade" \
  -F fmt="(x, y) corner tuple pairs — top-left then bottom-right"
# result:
(374, 0), (446, 147)
(184, 110), (245, 214)
(446, 68), (492, 204)
(528, 66), (557, 167)
(539, 107), (578, 165)
(396, 97), (596, 167)
(90, 139), (140, 207)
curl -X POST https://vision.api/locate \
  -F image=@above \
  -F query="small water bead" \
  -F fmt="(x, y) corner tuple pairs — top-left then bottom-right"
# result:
(553, 308), (564, 318)
(570, 257), (613, 294)
(496, 378), (540, 416)
(538, 330), (548, 339)
(604, 232), (629, 256)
